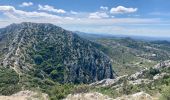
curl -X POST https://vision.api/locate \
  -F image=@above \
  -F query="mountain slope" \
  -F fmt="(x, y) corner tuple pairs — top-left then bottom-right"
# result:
(0, 22), (114, 84)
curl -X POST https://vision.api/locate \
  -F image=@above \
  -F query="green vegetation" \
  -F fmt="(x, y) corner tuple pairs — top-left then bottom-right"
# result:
(25, 79), (92, 100)
(28, 40), (66, 83)
(0, 67), (21, 95)
(9, 71), (92, 100)
(49, 84), (91, 100)
(49, 84), (74, 100)
(16, 73), (72, 99)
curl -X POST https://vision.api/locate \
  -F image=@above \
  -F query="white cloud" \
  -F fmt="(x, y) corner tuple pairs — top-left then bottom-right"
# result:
(89, 12), (109, 19)
(0, 5), (61, 19)
(38, 5), (66, 14)
(19, 2), (33, 7)
(100, 6), (108, 11)
(110, 6), (137, 14)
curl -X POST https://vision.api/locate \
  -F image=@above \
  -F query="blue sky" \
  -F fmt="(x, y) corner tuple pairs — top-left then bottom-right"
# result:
(0, 0), (170, 37)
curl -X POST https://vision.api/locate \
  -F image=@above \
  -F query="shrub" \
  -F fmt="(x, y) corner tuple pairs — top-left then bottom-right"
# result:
(49, 84), (74, 100)
(149, 68), (160, 76)
(72, 84), (90, 94)
(34, 55), (43, 65)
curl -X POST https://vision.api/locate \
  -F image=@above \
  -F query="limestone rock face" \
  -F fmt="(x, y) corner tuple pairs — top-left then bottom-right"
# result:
(0, 22), (115, 83)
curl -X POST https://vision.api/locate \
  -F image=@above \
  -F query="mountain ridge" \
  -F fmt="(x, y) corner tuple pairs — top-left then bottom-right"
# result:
(0, 22), (115, 84)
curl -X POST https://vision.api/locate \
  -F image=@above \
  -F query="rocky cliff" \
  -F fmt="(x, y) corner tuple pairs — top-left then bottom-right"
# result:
(0, 22), (114, 83)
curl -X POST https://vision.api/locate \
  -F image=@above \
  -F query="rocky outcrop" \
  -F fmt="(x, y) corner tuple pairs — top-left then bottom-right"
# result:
(0, 22), (115, 83)
(154, 60), (170, 69)
(153, 73), (169, 80)
(90, 75), (127, 87)
(129, 79), (153, 85)
(128, 68), (148, 80)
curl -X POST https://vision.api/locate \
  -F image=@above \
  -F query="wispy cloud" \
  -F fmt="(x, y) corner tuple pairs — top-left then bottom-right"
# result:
(149, 12), (170, 16)
(38, 4), (66, 14)
(19, 2), (33, 7)
(70, 10), (78, 15)
(89, 12), (109, 19)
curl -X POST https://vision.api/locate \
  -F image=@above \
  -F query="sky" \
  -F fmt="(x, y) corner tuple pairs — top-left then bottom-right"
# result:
(0, 0), (170, 37)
